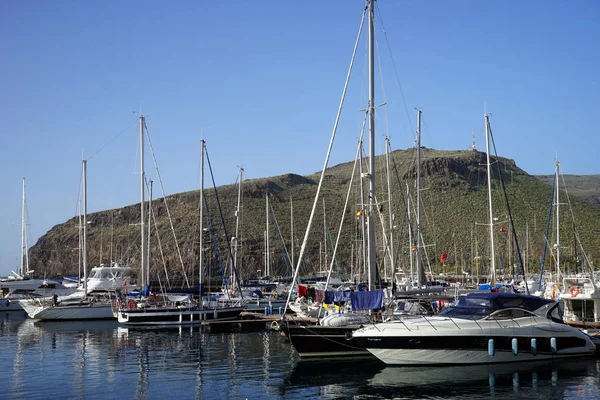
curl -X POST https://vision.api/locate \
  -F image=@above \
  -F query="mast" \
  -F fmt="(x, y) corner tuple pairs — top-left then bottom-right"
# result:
(406, 183), (413, 283)
(290, 196), (294, 276)
(416, 109), (425, 287)
(385, 136), (394, 283)
(82, 160), (88, 294)
(147, 179), (153, 288)
(233, 167), (243, 288)
(359, 140), (367, 280)
(199, 140), (205, 302)
(555, 159), (560, 279)
(20, 177), (29, 277)
(265, 192), (270, 277)
(139, 115), (146, 289)
(323, 197), (327, 275)
(366, 0), (377, 290)
(485, 114), (497, 285)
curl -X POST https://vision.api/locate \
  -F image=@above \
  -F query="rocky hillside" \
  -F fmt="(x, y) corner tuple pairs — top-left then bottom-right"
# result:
(28, 148), (600, 285)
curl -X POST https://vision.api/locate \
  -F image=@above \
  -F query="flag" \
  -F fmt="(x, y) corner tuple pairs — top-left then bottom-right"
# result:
(439, 252), (448, 263)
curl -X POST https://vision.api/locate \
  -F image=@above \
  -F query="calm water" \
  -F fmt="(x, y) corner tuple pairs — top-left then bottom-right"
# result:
(1, 311), (599, 400)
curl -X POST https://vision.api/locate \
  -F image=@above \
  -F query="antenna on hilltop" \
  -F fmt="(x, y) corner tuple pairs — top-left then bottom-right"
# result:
(470, 129), (477, 151)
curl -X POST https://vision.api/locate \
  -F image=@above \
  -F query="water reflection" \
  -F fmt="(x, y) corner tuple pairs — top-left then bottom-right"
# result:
(2, 312), (599, 400)
(366, 359), (599, 399)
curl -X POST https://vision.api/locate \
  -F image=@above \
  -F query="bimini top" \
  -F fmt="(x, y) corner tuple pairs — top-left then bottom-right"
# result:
(440, 292), (556, 320)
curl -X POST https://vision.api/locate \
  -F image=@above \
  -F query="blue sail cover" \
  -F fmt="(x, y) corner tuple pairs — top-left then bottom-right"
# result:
(324, 290), (352, 304)
(351, 290), (383, 311)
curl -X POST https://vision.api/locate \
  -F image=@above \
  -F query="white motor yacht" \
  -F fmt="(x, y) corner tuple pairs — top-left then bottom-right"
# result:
(352, 292), (596, 365)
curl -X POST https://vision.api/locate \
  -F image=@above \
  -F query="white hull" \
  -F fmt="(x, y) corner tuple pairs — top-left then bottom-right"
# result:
(20, 302), (115, 320)
(354, 314), (597, 365)
(368, 347), (591, 365)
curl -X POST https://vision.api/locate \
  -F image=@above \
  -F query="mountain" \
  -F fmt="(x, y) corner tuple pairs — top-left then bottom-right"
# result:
(28, 148), (600, 285)
(535, 174), (600, 206)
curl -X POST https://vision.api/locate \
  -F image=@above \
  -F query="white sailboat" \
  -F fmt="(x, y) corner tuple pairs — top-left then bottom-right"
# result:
(20, 161), (129, 320)
(1, 178), (78, 311)
(116, 137), (243, 326)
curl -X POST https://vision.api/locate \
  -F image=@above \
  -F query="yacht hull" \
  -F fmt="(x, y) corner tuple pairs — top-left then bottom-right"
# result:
(353, 319), (597, 365)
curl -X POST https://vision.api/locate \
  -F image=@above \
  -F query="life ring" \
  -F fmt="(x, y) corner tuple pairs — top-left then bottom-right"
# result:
(569, 286), (579, 297)
(127, 300), (137, 309)
(270, 320), (280, 331)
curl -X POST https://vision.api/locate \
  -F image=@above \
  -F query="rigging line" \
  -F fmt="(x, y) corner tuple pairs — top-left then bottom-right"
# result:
(283, 5), (367, 318)
(321, 123), (366, 319)
(538, 173), (555, 292)
(150, 200), (171, 289)
(88, 118), (138, 161)
(269, 203), (292, 276)
(203, 192), (228, 291)
(374, 2), (414, 139)
(73, 161), (84, 217)
(560, 171), (594, 275)
(143, 119), (190, 288)
(488, 119), (529, 294)
(374, 36), (391, 143)
(204, 145), (244, 298)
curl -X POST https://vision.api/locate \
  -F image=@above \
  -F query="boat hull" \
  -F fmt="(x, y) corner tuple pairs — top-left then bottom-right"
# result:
(117, 306), (244, 326)
(21, 303), (115, 320)
(353, 317), (597, 365)
(283, 324), (372, 358)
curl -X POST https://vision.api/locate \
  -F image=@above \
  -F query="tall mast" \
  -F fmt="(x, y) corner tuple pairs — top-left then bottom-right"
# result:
(266, 192), (270, 277)
(406, 183), (413, 283)
(416, 109), (425, 287)
(20, 177), (29, 277)
(385, 136), (394, 282)
(290, 196), (294, 276)
(139, 115), (145, 289)
(82, 160), (88, 294)
(359, 141), (367, 280)
(366, 0), (377, 290)
(323, 197), (327, 275)
(555, 159), (560, 278)
(146, 179), (153, 288)
(199, 140), (205, 302)
(485, 114), (496, 285)
(233, 167), (243, 288)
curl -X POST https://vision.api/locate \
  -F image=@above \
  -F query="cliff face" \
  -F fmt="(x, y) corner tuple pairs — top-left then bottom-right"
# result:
(27, 148), (600, 283)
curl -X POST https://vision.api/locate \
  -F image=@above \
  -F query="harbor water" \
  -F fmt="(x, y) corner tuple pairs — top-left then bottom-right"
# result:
(1, 312), (599, 399)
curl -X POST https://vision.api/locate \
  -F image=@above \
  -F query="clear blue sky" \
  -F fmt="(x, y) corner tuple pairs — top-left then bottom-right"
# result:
(1, 0), (598, 277)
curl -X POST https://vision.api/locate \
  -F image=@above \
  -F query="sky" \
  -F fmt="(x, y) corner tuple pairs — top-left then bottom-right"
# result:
(1, 0), (598, 277)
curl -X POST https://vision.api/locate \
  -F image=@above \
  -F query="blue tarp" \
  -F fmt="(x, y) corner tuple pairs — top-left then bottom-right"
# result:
(351, 290), (383, 311)
(324, 290), (352, 304)
(129, 284), (151, 297)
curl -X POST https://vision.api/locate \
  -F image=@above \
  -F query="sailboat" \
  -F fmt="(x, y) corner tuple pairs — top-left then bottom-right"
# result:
(19, 161), (129, 320)
(352, 114), (597, 365)
(281, 0), (392, 358)
(548, 161), (600, 332)
(116, 137), (244, 326)
(1, 178), (79, 311)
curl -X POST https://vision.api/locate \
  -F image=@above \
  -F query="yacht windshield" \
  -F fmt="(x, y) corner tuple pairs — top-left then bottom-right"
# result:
(439, 292), (555, 320)
(439, 296), (496, 320)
